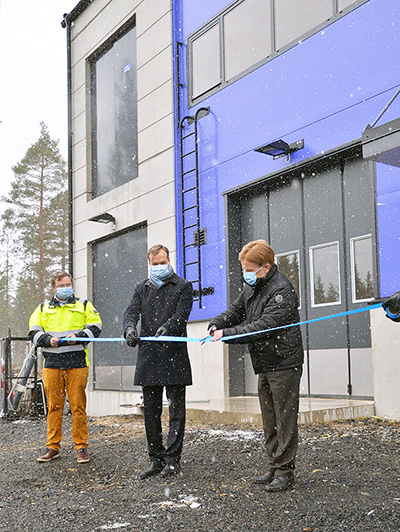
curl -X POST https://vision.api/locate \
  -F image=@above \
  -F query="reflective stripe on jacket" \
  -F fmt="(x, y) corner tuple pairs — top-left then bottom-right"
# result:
(29, 296), (102, 369)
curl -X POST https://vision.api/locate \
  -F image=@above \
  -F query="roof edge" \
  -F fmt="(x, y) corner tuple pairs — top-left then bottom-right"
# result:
(61, 0), (92, 27)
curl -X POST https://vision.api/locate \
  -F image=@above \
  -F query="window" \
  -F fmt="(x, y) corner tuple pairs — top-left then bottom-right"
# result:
(192, 24), (221, 99)
(276, 250), (301, 306)
(351, 235), (374, 302)
(275, 0), (331, 50)
(90, 23), (138, 198)
(92, 226), (147, 391)
(224, 0), (271, 80)
(310, 242), (341, 307)
(188, 0), (367, 103)
(338, 0), (358, 11)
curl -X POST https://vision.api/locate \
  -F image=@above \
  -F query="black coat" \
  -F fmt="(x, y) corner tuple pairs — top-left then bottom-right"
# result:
(123, 273), (193, 386)
(210, 265), (303, 374)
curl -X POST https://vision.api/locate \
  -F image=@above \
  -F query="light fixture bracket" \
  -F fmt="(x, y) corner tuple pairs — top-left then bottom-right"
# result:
(255, 139), (304, 161)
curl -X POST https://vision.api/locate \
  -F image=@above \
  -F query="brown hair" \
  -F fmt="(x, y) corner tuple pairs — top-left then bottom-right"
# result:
(147, 244), (170, 260)
(51, 271), (73, 288)
(238, 240), (274, 266)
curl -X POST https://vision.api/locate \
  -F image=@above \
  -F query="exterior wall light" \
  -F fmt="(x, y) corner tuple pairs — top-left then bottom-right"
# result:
(255, 139), (304, 161)
(88, 212), (116, 230)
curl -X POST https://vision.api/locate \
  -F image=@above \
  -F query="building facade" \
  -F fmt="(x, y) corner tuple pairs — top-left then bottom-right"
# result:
(64, 0), (400, 417)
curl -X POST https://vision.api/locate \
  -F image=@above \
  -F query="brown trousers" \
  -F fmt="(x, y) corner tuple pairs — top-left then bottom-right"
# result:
(43, 367), (89, 451)
(258, 367), (302, 476)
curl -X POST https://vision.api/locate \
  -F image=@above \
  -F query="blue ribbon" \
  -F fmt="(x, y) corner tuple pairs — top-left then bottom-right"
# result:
(59, 302), (382, 344)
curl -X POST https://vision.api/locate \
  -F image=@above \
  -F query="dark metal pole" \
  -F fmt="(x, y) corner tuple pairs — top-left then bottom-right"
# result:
(3, 329), (11, 417)
(63, 14), (74, 278)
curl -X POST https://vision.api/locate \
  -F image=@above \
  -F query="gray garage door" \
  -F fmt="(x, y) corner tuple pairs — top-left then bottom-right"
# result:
(226, 154), (377, 398)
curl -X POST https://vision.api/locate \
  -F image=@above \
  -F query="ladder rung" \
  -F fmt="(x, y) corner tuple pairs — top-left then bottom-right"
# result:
(183, 205), (197, 212)
(182, 186), (196, 194)
(182, 168), (196, 176)
(182, 150), (196, 157)
(181, 131), (195, 140)
(183, 223), (197, 230)
(185, 261), (199, 266)
(184, 242), (198, 248)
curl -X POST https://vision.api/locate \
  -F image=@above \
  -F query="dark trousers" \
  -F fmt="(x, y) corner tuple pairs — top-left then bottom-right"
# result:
(142, 385), (186, 465)
(258, 367), (302, 476)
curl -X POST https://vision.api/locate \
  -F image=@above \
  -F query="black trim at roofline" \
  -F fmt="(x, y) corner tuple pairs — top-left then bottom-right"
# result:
(223, 138), (363, 196)
(61, 0), (92, 27)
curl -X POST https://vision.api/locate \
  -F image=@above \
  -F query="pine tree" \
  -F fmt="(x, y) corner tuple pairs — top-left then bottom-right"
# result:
(314, 274), (326, 304)
(0, 123), (68, 335)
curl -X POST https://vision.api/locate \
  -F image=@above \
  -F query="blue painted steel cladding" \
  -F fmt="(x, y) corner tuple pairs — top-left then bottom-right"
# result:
(172, 0), (400, 321)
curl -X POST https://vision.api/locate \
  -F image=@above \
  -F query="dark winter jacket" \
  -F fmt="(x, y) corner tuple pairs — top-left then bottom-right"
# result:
(123, 273), (193, 386)
(209, 265), (303, 374)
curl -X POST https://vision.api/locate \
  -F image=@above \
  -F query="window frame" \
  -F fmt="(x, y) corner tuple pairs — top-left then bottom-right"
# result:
(187, 0), (369, 107)
(309, 241), (342, 308)
(350, 234), (374, 303)
(88, 17), (138, 199)
(190, 21), (223, 100)
(275, 249), (301, 309)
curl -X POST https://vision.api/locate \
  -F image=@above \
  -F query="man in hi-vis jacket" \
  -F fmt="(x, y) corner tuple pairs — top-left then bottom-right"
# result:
(29, 271), (101, 463)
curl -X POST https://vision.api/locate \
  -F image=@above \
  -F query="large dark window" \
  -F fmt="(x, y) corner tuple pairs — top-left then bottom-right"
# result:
(90, 23), (138, 198)
(92, 226), (147, 391)
(188, 0), (368, 104)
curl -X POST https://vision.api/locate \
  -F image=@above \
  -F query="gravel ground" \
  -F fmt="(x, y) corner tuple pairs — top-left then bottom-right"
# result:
(0, 414), (399, 532)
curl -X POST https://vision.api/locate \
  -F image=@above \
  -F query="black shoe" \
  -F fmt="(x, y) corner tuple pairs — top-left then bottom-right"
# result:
(251, 471), (274, 484)
(161, 463), (181, 477)
(139, 462), (165, 480)
(265, 475), (294, 492)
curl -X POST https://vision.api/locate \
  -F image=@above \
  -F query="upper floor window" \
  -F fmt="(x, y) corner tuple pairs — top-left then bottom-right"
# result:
(188, 0), (367, 105)
(90, 23), (138, 198)
(192, 23), (221, 99)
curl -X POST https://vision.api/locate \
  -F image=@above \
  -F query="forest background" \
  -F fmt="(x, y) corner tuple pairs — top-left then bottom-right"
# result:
(0, 123), (68, 348)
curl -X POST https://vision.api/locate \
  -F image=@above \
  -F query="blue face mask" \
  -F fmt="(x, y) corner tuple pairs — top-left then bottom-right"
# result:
(150, 264), (173, 286)
(56, 286), (73, 300)
(243, 266), (263, 286)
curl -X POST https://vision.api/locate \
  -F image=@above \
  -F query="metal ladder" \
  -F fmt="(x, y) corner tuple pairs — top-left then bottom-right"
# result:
(179, 107), (210, 308)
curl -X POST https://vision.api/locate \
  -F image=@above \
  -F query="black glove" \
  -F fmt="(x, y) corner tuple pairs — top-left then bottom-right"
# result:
(382, 291), (400, 313)
(125, 326), (139, 347)
(155, 326), (168, 337)
(207, 321), (219, 334)
(382, 291), (400, 322)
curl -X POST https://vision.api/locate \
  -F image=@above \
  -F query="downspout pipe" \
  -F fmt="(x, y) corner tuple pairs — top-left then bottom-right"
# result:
(62, 13), (74, 277)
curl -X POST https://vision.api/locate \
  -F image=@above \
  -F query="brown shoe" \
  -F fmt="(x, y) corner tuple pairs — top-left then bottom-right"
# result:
(77, 448), (90, 463)
(37, 448), (60, 462)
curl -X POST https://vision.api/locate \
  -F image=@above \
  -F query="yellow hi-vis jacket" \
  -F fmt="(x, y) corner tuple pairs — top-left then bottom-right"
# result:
(28, 296), (102, 369)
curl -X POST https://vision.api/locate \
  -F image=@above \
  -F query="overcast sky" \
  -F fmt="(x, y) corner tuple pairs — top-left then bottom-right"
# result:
(0, 0), (78, 207)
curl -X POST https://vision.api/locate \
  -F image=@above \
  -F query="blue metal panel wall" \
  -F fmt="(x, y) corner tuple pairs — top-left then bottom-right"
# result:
(376, 163), (400, 297)
(172, 0), (400, 320)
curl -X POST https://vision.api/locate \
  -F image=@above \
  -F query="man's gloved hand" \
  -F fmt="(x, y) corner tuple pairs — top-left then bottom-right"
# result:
(207, 322), (218, 335)
(125, 326), (139, 347)
(382, 291), (400, 314)
(155, 326), (168, 337)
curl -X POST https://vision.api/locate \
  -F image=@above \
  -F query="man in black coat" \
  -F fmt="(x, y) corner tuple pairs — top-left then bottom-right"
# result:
(123, 244), (193, 479)
(209, 240), (304, 492)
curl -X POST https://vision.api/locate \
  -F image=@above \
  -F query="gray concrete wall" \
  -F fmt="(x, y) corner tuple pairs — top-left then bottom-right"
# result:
(370, 307), (400, 421)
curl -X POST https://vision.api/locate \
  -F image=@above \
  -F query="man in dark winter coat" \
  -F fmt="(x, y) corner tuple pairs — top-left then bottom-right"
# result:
(209, 240), (304, 492)
(123, 244), (193, 479)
